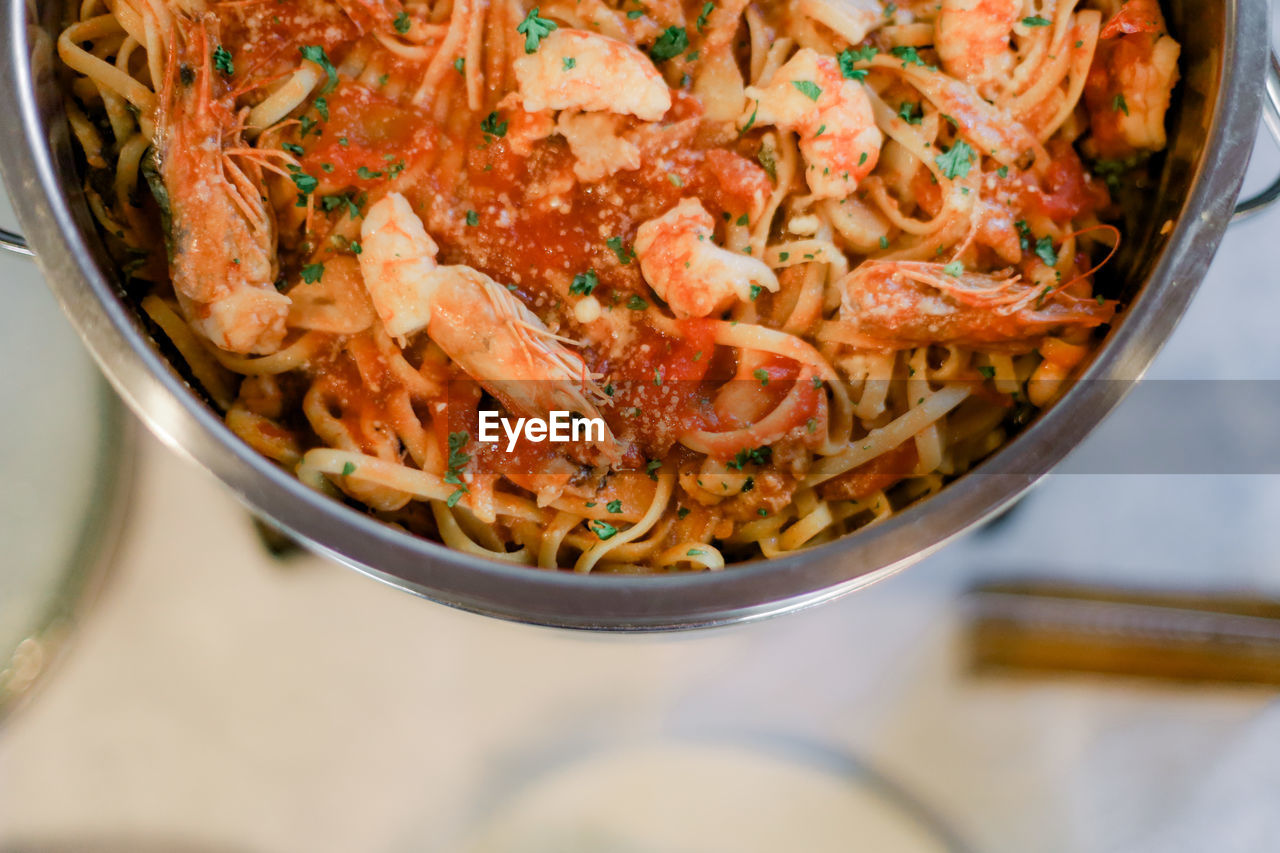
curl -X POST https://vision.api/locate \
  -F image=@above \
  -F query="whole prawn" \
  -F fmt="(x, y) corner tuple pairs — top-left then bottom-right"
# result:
(152, 13), (290, 355)
(837, 260), (1116, 349)
(359, 193), (624, 466)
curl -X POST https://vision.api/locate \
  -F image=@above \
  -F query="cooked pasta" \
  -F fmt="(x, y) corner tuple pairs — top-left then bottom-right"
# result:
(60, 0), (1180, 571)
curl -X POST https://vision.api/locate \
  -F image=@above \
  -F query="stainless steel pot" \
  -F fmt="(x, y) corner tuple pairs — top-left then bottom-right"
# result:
(2, 0), (1278, 631)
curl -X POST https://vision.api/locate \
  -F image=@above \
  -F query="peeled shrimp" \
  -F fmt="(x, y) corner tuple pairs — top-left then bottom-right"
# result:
(1084, 0), (1180, 158)
(359, 193), (623, 463)
(634, 198), (779, 318)
(934, 0), (1022, 101)
(153, 13), (289, 355)
(744, 48), (882, 199)
(513, 29), (671, 121)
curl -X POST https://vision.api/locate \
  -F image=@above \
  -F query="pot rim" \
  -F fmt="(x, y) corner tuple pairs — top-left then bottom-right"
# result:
(0, 0), (1268, 630)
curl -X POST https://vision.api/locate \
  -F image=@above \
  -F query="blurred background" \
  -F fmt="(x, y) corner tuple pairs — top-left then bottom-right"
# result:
(3, 38), (1280, 853)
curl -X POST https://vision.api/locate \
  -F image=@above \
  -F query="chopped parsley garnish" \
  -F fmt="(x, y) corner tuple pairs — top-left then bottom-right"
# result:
(590, 519), (618, 540)
(977, 365), (996, 379)
(791, 80), (822, 101)
(282, 142), (304, 156)
(935, 139), (975, 180)
(740, 101), (759, 135)
(697, 1), (714, 29)
(626, 294), (648, 310)
(749, 283), (762, 300)
(606, 499), (623, 513)
(446, 489), (466, 507)
(889, 45), (930, 68)
(1015, 219), (1033, 251)
(465, 210), (479, 226)
(480, 111), (508, 138)
(741, 476), (755, 492)
(313, 96), (329, 121)
(650, 26), (688, 62)
(607, 236), (635, 264)
(563, 56), (576, 70)
(677, 507), (691, 519)
(878, 235), (889, 249)
(570, 270), (598, 295)
(394, 11), (411, 33)
(349, 240), (362, 254)
(1113, 93), (1129, 115)
(1022, 15), (1051, 26)
(321, 193), (363, 218)
(213, 45), (234, 76)
(627, 8), (645, 19)
(645, 459), (662, 479)
(687, 548), (705, 557)
(356, 165), (383, 180)
(287, 164), (318, 195)
(1035, 235), (1059, 267)
(516, 7), (558, 53)
(898, 100), (922, 125)
(300, 262), (325, 283)
(727, 445), (771, 470)
(299, 45), (339, 94)
(736, 213), (750, 226)
(942, 260), (964, 276)
(997, 165), (1009, 178)
(341, 461), (356, 476)
(753, 368), (769, 385)
(837, 45), (876, 80)
(757, 507), (769, 517)
(444, 432), (470, 493)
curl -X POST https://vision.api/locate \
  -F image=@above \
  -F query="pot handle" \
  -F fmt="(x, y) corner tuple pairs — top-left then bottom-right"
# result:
(1232, 49), (1280, 222)
(0, 227), (33, 258)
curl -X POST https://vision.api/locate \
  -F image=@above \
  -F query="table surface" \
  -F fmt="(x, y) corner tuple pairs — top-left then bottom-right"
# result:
(3, 74), (1280, 853)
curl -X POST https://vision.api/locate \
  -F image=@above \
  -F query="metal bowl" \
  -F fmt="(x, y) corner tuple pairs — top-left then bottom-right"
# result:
(2, 0), (1277, 630)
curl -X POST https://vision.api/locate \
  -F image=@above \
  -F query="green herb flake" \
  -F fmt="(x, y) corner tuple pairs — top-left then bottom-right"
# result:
(749, 283), (762, 300)
(341, 461), (356, 476)
(626, 294), (648, 310)
(300, 262), (325, 284)
(878, 236), (889, 250)
(562, 56), (576, 70)
(394, 10), (412, 33)
(898, 100), (922, 125)
(697, 1), (714, 30)
(791, 79), (822, 101)
(677, 507), (691, 519)
(645, 459), (662, 479)
(606, 499), (623, 513)
(889, 45), (929, 68)
(591, 519), (619, 540)
(1113, 93), (1129, 115)
(480, 111), (508, 138)
(299, 45), (339, 94)
(650, 26), (688, 62)
(935, 139), (975, 180)
(1022, 15), (1051, 26)
(607, 236), (635, 264)
(213, 45), (234, 76)
(753, 368), (769, 385)
(570, 269), (598, 295)
(1035, 235), (1059, 267)
(978, 365), (996, 379)
(465, 210), (479, 226)
(516, 7), (558, 53)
